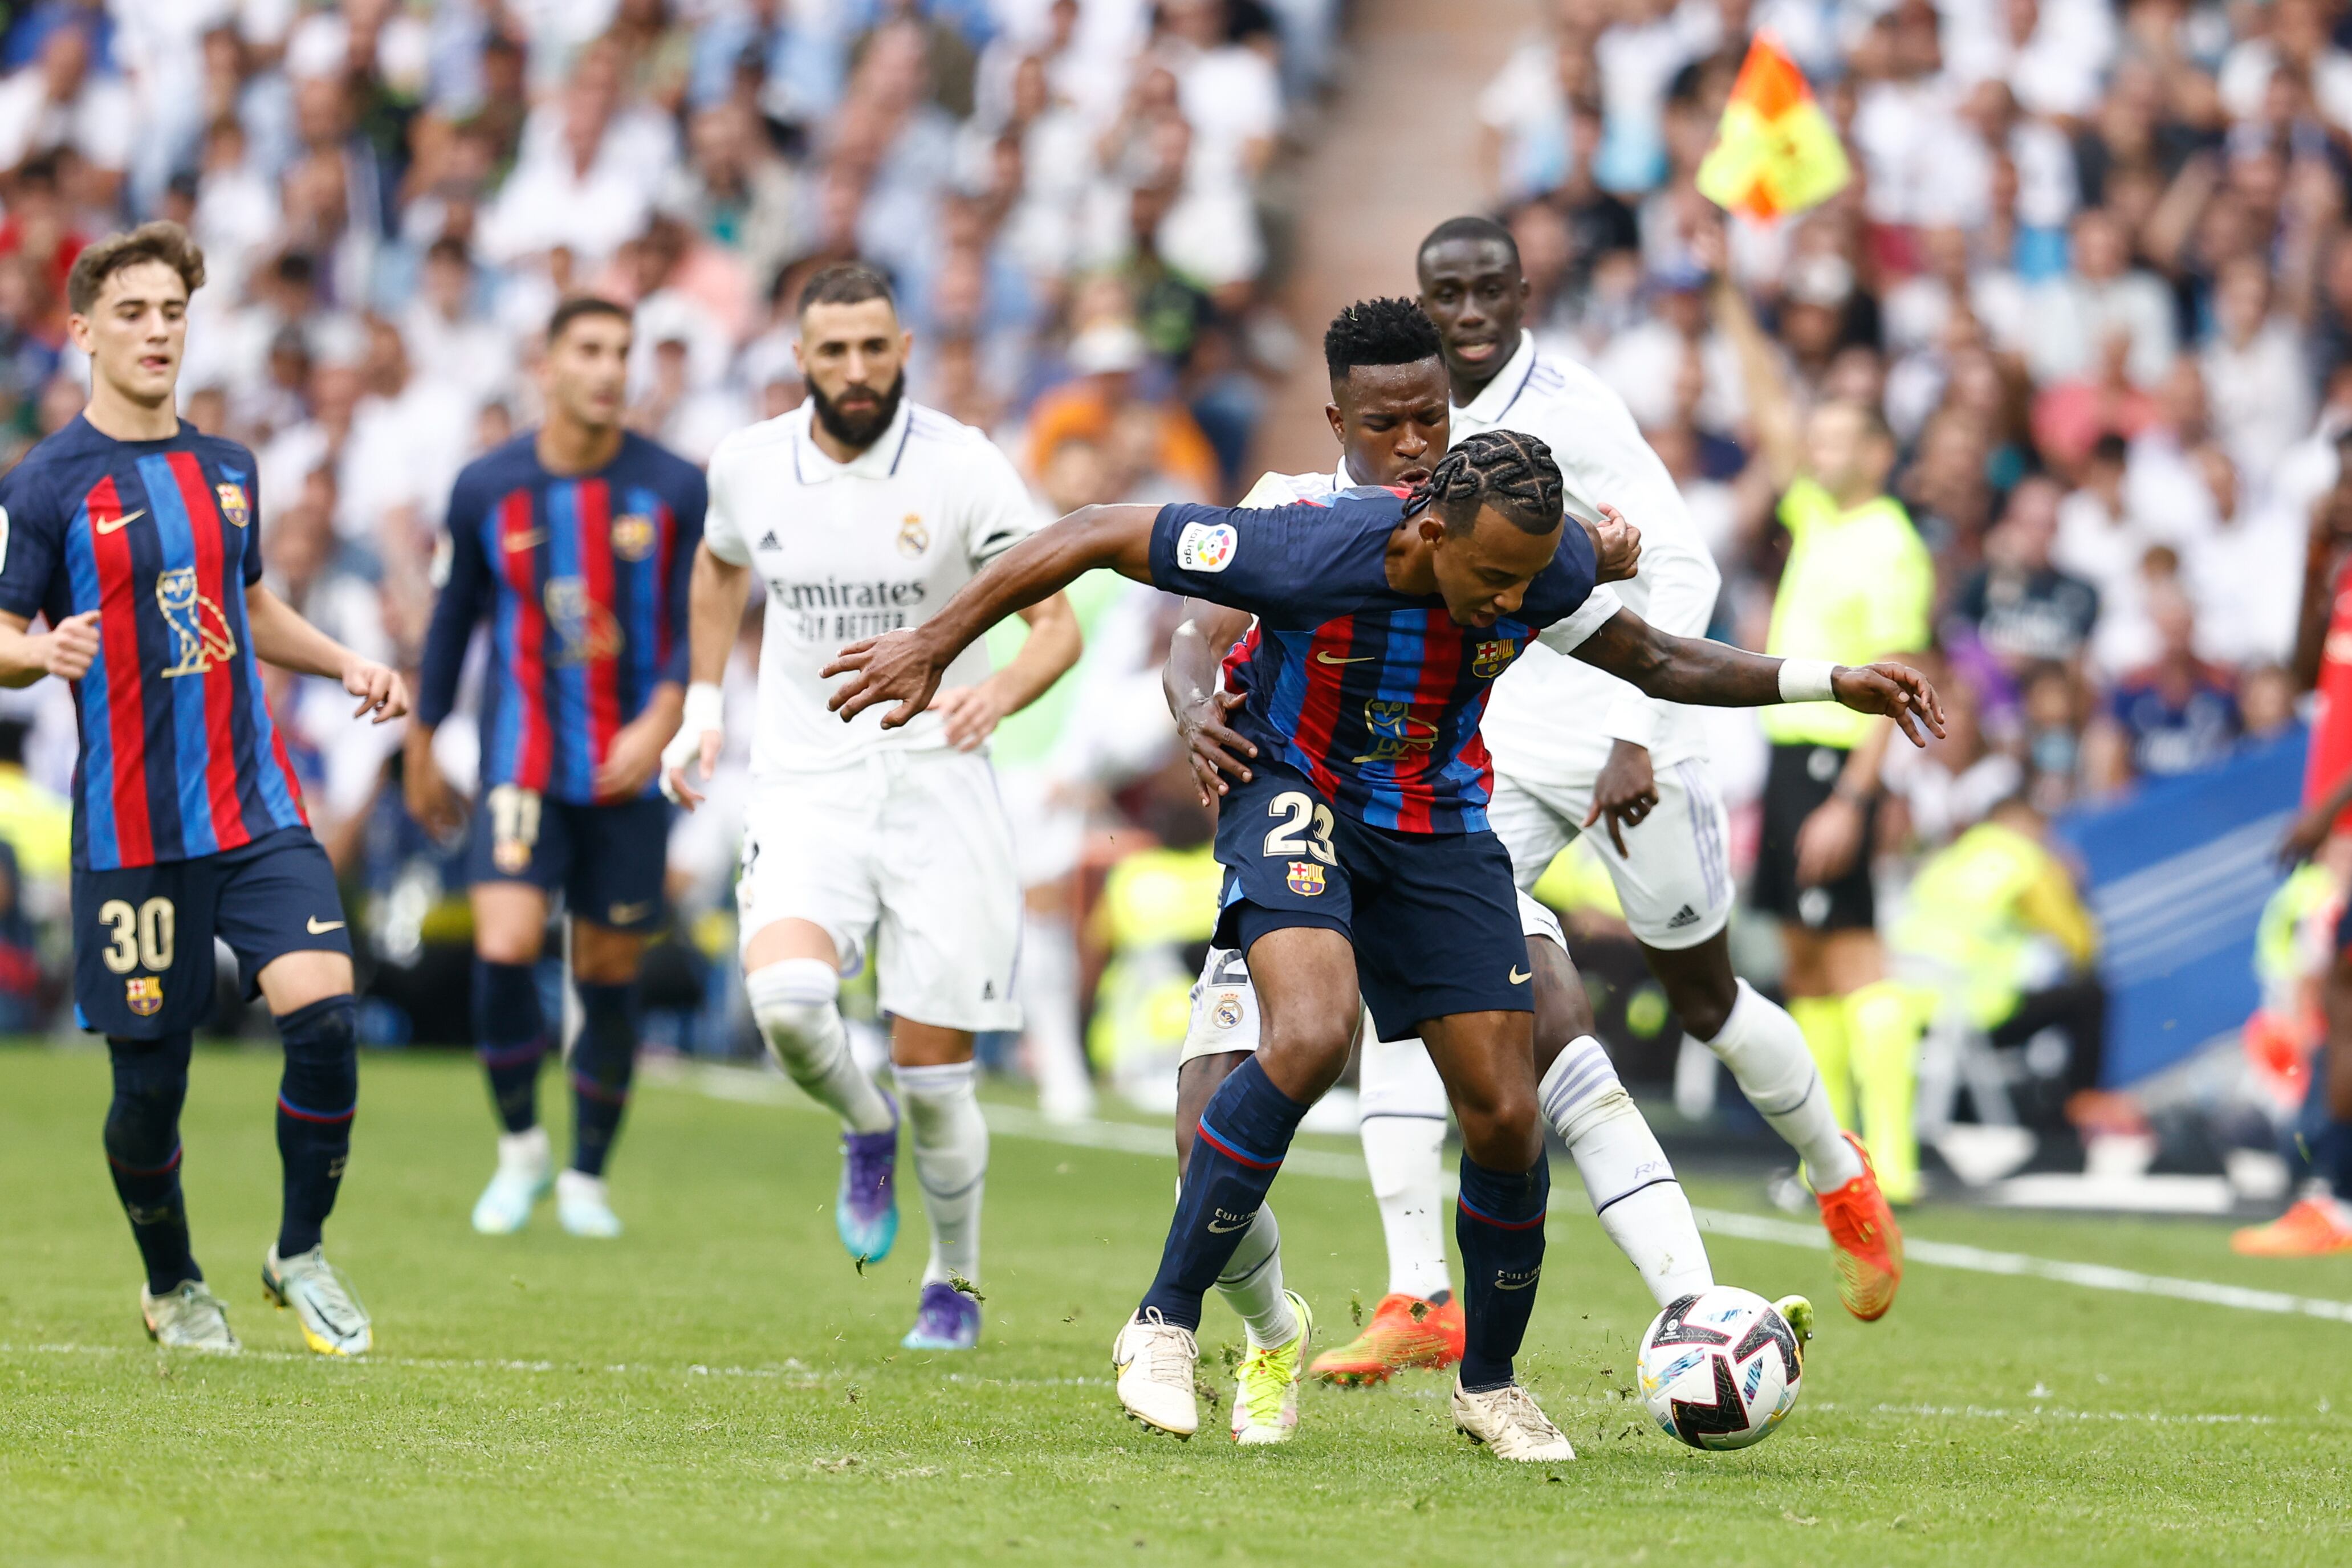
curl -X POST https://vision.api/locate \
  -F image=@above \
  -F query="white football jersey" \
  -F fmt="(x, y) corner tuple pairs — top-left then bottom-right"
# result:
(1454, 331), (1722, 777)
(705, 398), (1040, 776)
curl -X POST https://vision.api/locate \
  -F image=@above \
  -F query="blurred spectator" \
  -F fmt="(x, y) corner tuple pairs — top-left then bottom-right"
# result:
(1949, 476), (2100, 673)
(2085, 584), (2243, 791)
(1025, 320), (1217, 499)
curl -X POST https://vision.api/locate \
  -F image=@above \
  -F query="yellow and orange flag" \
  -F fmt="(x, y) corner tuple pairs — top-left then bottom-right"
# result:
(1695, 34), (1850, 221)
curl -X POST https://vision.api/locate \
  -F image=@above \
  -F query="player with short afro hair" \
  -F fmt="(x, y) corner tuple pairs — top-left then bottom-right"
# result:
(1323, 295), (1443, 384)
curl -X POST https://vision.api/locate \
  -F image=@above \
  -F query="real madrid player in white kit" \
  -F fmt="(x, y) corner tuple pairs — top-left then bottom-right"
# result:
(662, 264), (1079, 1350)
(1404, 217), (1899, 1326)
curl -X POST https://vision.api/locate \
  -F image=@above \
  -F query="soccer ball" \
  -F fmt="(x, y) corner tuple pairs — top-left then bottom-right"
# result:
(1636, 1286), (1802, 1451)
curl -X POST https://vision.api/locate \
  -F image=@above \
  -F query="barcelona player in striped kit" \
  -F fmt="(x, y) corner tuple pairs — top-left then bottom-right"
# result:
(0, 224), (406, 1357)
(826, 429), (1944, 1458)
(408, 298), (704, 1239)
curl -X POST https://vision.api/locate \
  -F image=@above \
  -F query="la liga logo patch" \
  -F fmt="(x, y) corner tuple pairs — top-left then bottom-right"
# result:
(1175, 521), (1238, 573)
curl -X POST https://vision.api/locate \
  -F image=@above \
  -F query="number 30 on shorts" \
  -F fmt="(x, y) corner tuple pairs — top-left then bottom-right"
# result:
(97, 896), (175, 974)
(1263, 790), (1336, 864)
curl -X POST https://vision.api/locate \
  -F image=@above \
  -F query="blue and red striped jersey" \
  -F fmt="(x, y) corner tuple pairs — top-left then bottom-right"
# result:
(1149, 488), (1609, 834)
(417, 430), (705, 804)
(0, 416), (306, 870)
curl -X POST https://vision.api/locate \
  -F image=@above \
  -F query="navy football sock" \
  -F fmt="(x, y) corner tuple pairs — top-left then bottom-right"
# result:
(1455, 1151), (1551, 1391)
(1138, 1055), (1309, 1331)
(474, 958), (548, 1135)
(569, 981), (641, 1178)
(274, 996), (359, 1257)
(104, 1033), (200, 1293)
(2326, 1113), (2352, 1205)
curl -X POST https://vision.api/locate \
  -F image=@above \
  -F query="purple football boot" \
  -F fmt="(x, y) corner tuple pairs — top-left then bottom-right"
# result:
(902, 1280), (982, 1350)
(836, 1090), (899, 1262)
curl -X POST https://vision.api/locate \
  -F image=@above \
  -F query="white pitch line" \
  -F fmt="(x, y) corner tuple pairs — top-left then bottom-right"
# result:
(668, 1064), (2352, 1327)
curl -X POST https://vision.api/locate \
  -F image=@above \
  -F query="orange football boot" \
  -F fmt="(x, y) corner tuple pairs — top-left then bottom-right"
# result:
(1816, 1132), (1904, 1321)
(1308, 1292), (1464, 1386)
(2233, 1196), (2352, 1257)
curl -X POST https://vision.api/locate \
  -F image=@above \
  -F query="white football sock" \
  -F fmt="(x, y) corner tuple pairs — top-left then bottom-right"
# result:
(1360, 1030), (1454, 1300)
(746, 960), (894, 1135)
(1540, 1035), (1714, 1308)
(897, 1059), (988, 1287)
(1214, 1203), (1299, 1349)
(1018, 911), (1094, 1121)
(1705, 979), (1863, 1190)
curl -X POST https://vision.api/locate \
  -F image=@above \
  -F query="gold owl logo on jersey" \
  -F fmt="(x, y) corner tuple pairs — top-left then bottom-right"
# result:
(215, 482), (251, 529)
(611, 512), (656, 561)
(897, 513), (930, 558)
(156, 567), (238, 677)
(1286, 862), (1326, 897)
(543, 577), (624, 666)
(125, 976), (163, 1016)
(1353, 698), (1438, 764)
(1471, 638), (1519, 679)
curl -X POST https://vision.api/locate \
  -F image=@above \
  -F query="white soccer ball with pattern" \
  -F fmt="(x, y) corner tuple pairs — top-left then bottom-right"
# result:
(1636, 1286), (1802, 1450)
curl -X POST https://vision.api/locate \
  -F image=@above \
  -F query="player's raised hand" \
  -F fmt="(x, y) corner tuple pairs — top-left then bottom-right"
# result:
(345, 660), (409, 723)
(824, 628), (946, 729)
(1589, 504), (1642, 583)
(1177, 688), (1255, 805)
(1831, 662), (1946, 747)
(43, 610), (100, 680)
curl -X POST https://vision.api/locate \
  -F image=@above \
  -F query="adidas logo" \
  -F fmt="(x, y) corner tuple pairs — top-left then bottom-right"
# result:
(1666, 905), (1701, 928)
(758, 530), (781, 551)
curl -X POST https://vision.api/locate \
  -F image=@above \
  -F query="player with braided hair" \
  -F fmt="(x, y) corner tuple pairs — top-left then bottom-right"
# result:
(826, 414), (1943, 1460)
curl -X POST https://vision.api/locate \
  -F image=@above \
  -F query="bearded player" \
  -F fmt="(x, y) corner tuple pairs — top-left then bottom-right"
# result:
(407, 297), (707, 1239)
(0, 223), (406, 1356)
(827, 429), (1941, 1457)
(662, 264), (1079, 1350)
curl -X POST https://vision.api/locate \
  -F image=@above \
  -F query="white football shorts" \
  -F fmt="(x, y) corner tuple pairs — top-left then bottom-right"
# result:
(1484, 757), (1733, 951)
(736, 747), (1023, 1033)
(1178, 889), (1566, 1065)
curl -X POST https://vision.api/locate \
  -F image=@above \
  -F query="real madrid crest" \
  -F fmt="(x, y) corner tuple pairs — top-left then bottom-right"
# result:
(612, 511), (656, 561)
(1212, 991), (1244, 1029)
(897, 513), (929, 559)
(215, 482), (251, 529)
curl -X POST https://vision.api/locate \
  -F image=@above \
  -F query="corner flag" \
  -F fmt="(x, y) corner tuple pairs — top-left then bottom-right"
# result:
(1695, 35), (1850, 221)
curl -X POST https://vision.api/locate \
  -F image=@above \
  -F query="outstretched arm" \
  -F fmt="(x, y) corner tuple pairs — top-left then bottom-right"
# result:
(659, 541), (756, 811)
(246, 583), (408, 722)
(1569, 607), (1944, 746)
(825, 503), (1161, 728)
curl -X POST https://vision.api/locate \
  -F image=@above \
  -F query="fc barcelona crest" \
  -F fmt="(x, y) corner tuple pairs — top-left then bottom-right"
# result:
(1286, 862), (1326, 897)
(612, 512), (656, 561)
(125, 975), (163, 1016)
(1472, 638), (1518, 679)
(215, 482), (251, 529)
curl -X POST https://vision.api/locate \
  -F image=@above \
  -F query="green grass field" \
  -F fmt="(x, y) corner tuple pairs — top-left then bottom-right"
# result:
(6, 1041), (2351, 1566)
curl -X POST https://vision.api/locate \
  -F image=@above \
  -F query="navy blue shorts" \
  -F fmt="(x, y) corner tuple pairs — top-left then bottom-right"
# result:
(1212, 758), (1531, 1041)
(466, 785), (670, 931)
(73, 826), (351, 1038)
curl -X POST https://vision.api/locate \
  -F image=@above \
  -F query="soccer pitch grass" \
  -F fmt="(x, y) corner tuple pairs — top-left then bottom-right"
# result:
(6, 1044), (2351, 1567)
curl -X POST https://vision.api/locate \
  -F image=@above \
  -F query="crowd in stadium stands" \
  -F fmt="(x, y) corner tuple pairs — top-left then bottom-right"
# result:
(0, 1), (2330, 1142)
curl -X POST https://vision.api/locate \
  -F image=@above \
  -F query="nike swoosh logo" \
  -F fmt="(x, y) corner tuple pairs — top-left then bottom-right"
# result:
(307, 917), (345, 934)
(1509, 967), (1532, 984)
(96, 508), (145, 535)
(1495, 1276), (1540, 1290)
(607, 901), (653, 924)
(1206, 1217), (1251, 1233)
(1314, 651), (1375, 665)
(503, 529), (547, 551)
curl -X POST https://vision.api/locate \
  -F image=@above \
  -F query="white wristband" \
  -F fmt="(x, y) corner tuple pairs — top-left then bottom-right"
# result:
(1776, 659), (1837, 703)
(681, 681), (725, 736)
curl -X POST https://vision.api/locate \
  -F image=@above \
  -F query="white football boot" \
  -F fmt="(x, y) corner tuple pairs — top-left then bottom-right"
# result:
(1452, 1380), (1576, 1462)
(1112, 1309), (1201, 1439)
(262, 1245), (372, 1357)
(141, 1279), (240, 1354)
(555, 1170), (623, 1238)
(471, 1126), (552, 1235)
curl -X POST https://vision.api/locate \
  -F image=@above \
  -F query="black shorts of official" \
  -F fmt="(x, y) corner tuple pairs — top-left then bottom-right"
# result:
(1751, 742), (1878, 932)
(1210, 757), (1531, 1042)
(72, 826), (352, 1038)
(465, 785), (671, 932)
